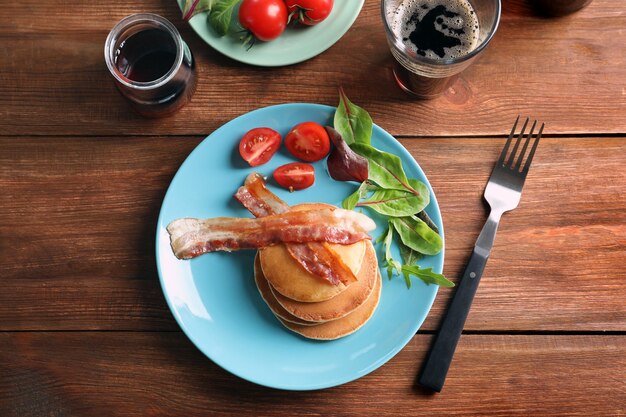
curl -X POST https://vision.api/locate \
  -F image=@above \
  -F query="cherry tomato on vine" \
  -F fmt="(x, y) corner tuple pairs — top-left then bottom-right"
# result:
(284, 121), (331, 162)
(273, 162), (315, 191)
(286, 0), (334, 26)
(239, 0), (288, 42)
(239, 127), (282, 166)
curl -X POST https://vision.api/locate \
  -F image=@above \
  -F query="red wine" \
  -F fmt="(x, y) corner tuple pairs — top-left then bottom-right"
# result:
(105, 14), (197, 117)
(109, 24), (196, 117)
(116, 28), (177, 82)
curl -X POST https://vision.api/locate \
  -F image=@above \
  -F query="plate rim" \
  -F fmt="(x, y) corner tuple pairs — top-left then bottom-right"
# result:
(155, 102), (444, 390)
(180, 0), (366, 67)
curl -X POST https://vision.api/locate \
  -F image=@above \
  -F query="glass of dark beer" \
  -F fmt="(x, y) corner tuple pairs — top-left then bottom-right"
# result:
(382, 0), (501, 98)
(104, 14), (197, 118)
(531, 0), (592, 16)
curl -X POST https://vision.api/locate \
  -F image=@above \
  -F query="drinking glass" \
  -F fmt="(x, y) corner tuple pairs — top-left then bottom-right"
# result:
(382, 0), (501, 98)
(104, 14), (197, 118)
(532, 0), (592, 16)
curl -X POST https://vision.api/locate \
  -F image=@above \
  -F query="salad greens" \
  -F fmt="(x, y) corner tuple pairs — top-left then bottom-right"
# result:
(379, 226), (452, 288)
(389, 216), (442, 256)
(344, 179), (428, 217)
(208, 0), (239, 36)
(183, 0), (215, 21)
(332, 91), (453, 289)
(333, 88), (373, 146)
(182, 0), (213, 21)
(325, 126), (369, 183)
(182, 0), (239, 36)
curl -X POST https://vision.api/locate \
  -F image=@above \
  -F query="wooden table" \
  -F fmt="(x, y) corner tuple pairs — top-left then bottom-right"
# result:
(1, 0), (625, 415)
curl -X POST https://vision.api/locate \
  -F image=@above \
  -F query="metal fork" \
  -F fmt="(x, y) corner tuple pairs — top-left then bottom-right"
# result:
(418, 117), (544, 392)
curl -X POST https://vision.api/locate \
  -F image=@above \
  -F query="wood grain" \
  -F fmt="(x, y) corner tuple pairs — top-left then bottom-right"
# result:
(0, 0), (624, 136)
(0, 332), (624, 416)
(1, 137), (624, 331)
(2, 0), (624, 414)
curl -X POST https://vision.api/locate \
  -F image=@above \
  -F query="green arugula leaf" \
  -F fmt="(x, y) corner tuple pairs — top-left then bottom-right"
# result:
(382, 221), (452, 289)
(389, 215), (443, 256)
(401, 265), (454, 287)
(399, 242), (422, 288)
(333, 88), (373, 146)
(342, 181), (369, 210)
(381, 226), (402, 279)
(208, 0), (239, 36)
(356, 178), (429, 217)
(182, 0), (214, 21)
(399, 243), (422, 266)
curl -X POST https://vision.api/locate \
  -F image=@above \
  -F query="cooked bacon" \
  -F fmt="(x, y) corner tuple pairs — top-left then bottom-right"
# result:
(235, 172), (289, 217)
(235, 173), (359, 285)
(167, 208), (375, 260)
(286, 242), (358, 285)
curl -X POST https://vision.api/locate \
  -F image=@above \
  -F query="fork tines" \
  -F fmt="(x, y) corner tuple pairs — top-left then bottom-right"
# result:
(498, 116), (544, 175)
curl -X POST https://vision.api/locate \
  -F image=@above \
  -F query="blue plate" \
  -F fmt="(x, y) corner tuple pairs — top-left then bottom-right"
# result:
(156, 103), (444, 390)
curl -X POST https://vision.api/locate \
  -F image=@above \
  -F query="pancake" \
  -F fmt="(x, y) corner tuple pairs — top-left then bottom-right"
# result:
(259, 203), (367, 302)
(253, 254), (316, 326)
(278, 270), (382, 340)
(270, 240), (378, 323)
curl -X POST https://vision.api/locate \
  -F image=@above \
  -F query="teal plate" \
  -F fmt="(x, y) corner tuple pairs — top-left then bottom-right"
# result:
(179, 1), (365, 66)
(156, 103), (444, 390)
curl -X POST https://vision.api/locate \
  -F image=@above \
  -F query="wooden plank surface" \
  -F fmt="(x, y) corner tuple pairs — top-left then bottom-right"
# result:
(2, 0), (624, 414)
(0, 332), (624, 416)
(1, 137), (624, 331)
(0, 1), (625, 137)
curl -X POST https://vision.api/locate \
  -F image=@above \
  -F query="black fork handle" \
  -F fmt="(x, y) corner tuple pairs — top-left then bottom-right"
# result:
(418, 249), (489, 392)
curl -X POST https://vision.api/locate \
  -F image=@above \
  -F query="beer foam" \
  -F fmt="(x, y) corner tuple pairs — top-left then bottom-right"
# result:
(390, 0), (480, 60)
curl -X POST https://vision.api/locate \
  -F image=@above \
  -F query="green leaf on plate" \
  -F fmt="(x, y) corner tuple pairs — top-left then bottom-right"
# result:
(182, 0), (215, 21)
(356, 178), (429, 217)
(401, 265), (454, 287)
(334, 88), (373, 146)
(399, 243), (422, 266)
(381, 221), (451, 289)
(381, 226), (402, 280)
(351, 143), (423, 196)
(342, 181), (369, 210)
(208, 0), (239, 36)
(416, 210), (439, 234)
(389, 215), (443, 256)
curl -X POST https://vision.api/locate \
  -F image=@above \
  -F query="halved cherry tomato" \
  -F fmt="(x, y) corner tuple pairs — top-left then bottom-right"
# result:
(286, 0), (334, 26)
(284, 121), (331, 162)
(238, 127), (281, 166)
(273, 162), (315, 191)
(239, 0), (288, 42)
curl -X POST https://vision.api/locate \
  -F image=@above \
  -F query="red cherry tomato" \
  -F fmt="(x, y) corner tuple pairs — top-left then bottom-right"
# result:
(284, 122), (331, 162)
(273, 162), (315, 191)
(285, 0), (334, 26)
(238, 127), (282, 166)
(239, 0), (288, 42)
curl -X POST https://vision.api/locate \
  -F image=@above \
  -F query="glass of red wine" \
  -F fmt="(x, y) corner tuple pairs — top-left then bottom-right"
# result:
(104, 14), (197, 117)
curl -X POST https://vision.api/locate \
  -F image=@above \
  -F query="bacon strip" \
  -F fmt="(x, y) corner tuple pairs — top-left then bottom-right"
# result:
(235, 173), (359, 285)
(235, 173), (289, 217)
(167, 208), (375, 260)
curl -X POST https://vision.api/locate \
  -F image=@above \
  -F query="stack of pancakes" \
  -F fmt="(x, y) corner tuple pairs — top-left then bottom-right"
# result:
(254, 205), (381, 340)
